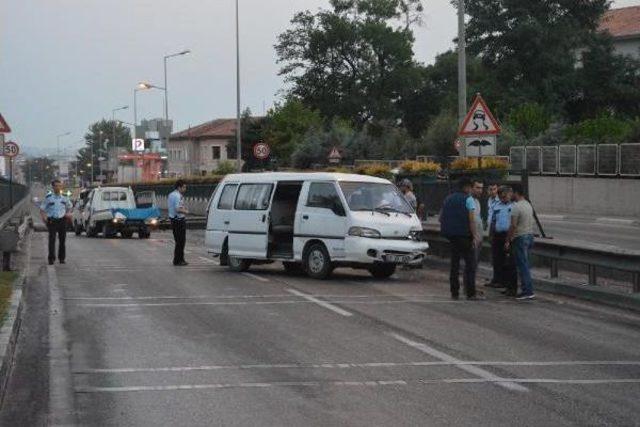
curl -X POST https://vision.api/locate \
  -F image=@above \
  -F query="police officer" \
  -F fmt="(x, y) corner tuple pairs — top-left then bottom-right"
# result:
(168, 180), (189, 266)
(40, 179), (72, 265)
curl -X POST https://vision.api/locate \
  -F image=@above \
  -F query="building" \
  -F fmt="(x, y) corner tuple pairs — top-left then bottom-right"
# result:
(168, 119), (236, 177)
(599, 5), (640, 59)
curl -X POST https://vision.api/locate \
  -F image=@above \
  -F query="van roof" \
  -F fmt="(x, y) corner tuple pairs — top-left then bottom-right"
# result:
(222, 172), (391, 184)
(93, 186), (131, 192)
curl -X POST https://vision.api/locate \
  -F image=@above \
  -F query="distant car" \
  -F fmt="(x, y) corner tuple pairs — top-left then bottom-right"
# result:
(77, 187), (159, 238)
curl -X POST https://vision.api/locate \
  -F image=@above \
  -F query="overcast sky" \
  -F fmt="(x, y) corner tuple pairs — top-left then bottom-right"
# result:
(1, 0), (638, 156)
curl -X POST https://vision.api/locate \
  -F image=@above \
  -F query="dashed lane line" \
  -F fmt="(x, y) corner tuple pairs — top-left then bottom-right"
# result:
(285, 289), (353, 317)
(241, 272), (270, 283)
(390, 333), (529, 392)
(73, 360), (640, 374)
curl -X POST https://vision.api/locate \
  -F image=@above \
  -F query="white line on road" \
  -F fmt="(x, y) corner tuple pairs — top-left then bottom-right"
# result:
(390, 333), (529, 392)
(64, 293), (441, 301)
(241, 272), (270, 283)
(285, 289), (353, 317)
(74, 360), (640, 374)
(75, 299), (469, 308)
(198, 256), (216, 263)
(75, 378), (640, 394)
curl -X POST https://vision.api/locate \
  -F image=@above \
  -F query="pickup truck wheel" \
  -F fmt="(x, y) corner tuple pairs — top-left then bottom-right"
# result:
(103, 224), (116, 239)
(86, 225), (97, 238)
(368, 263), (397, 279)
(228, 256), (251, 272)
(304, 243), (333, 280)
(74, 222), (82, 236)
(122, 230), (134, 239)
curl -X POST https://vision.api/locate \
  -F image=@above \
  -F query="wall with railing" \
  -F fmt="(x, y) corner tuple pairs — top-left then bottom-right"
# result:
(0, 177), (28, 217)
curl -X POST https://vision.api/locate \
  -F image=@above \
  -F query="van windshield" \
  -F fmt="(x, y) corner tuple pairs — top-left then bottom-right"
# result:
(339, 182), (413, 215)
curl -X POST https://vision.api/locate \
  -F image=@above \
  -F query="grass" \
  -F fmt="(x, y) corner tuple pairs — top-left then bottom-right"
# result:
(0, 272), (16, 327)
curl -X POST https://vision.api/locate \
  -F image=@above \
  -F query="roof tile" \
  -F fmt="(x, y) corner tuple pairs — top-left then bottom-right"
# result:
(599, 6), (640, 39)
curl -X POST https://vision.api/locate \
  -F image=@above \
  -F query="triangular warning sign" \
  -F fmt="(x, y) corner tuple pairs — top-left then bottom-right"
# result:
(0, 113), (11, 133)
(458, 95), (501, 136)
(328, 147), (342, 159)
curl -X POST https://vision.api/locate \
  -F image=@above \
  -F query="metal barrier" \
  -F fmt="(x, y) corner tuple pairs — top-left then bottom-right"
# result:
(0, 177), (28, 217)
(511, 143), (640, 177)
(422, 229), (640, 294)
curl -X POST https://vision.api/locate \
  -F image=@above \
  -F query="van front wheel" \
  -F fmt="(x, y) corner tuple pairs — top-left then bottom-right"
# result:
(304, 243), (333, 280)
(368, 263), (396, 279)
(228, 256), (251, 272)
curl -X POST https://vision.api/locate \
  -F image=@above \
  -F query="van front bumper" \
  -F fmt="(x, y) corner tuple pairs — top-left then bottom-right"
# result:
(343, 236), (429, 265)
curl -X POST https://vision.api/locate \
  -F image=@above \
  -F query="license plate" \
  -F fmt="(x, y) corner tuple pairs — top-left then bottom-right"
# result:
(384, 254), (411, 264)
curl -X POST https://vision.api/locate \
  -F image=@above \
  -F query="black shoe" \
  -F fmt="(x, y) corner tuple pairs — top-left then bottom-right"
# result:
(467, 294), (486, 301)
(59, 260), (65, 264)
(48, 260), (54, 265)
(174, 261), (189, 266)
(485, 282), (505, 288)
(516, 293), (535, 300)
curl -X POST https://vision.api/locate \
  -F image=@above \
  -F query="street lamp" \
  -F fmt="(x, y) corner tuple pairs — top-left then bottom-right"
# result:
(163, 50), (190, 123)
(111, 106), (129, 182)
(235, 0), (242, 172)
(56, 131), (71, 160)
(134, 81), (166, 129)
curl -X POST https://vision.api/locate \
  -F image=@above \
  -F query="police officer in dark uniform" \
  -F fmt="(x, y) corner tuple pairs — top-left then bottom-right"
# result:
(40, 179), (72, 265)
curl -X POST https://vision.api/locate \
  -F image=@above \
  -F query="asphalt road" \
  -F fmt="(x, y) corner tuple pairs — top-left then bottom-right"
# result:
(6, 230), (640, 426)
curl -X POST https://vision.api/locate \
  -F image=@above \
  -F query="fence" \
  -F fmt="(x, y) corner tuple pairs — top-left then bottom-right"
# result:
(510, 143), (640, 177)
(0, 177), (28, 217)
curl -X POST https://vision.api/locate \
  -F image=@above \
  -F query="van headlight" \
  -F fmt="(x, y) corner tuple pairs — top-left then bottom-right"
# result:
(146, 218), (159, 226)
(348, 226), (381, 239)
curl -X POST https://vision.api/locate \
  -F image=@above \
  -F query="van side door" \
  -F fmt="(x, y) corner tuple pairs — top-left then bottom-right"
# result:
(205, 182), (238, 254)
(227, 183), (274, 259)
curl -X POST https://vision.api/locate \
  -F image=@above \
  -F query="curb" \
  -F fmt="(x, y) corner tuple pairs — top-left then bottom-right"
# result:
(0, 230), (32, 407)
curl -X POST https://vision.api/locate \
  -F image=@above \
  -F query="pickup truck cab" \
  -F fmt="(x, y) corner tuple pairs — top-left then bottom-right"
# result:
(205, 172), (429, 279)
(78, 187), (159, 238)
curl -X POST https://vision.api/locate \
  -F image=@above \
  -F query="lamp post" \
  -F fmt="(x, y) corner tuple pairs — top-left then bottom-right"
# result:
(56, 131), (71, 162)
(235, 0), (242, 172)
(134, 81), (166, 131)
(111, 106), (129, 182)
(163, 50), (190, 124)
(457, 0), (467, 156)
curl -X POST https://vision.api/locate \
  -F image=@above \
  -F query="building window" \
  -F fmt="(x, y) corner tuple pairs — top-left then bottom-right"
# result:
(212, 146), (221, 160)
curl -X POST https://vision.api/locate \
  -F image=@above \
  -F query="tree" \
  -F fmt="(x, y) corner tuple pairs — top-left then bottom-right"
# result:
(76, 120), (131, 183)
(262, 99), (323, 166)
(292, 119), (356, 168)
(420, 111), (459, 159)
(275, 0), (424, 127)
(507, 103), (553, 139)
(20, 156), (57, 185)
(226, 109), (268, 171)
(464, 0), (609, 115)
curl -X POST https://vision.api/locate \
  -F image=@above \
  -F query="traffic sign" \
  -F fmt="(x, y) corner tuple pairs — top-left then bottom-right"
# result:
(0, 113), (11, 133)
(459, 95), (501, 136)
(328, 147), (342, 164)
(464, 136), (496, 157)
(2, 141), (19, 157)
(253, 142), (270, 160)
(132, 138), (145, 152)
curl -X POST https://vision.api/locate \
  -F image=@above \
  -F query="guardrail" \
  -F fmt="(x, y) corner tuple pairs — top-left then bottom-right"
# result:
(422, 228), (640, 294)
(0, 178), (28, 217)
(0, 196), (31, 271)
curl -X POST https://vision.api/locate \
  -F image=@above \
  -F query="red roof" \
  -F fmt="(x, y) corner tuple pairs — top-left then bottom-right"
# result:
(171, 118), (237, 140)
(599, 6), (640, 39)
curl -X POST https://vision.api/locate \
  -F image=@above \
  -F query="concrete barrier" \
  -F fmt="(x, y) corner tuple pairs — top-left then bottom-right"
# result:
(529, 176), (640, 217)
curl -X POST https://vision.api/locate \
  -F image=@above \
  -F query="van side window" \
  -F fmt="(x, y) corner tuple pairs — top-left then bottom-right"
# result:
(102, 192), (111, 201)
(307, 183), (343, 210)
(235, 184), (273, 210)
(217, 184), (238, 210)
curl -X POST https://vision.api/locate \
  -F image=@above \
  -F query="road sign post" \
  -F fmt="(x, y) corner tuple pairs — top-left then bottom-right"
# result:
(458, 94), (501, 162)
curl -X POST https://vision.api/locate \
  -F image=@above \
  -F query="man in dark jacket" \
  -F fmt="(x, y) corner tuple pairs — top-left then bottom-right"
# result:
(440, 177), (482, 300)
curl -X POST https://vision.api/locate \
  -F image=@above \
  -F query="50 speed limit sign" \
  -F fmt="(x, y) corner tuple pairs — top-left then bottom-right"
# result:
(253, 142), (270, 160)
(2, 141), (19, 157)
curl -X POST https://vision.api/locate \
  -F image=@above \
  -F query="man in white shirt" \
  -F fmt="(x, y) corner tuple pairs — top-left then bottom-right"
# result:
(168, 180), (189, 266)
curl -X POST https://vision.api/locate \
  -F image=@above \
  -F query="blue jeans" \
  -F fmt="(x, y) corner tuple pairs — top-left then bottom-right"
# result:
(513, 234), (534, 295)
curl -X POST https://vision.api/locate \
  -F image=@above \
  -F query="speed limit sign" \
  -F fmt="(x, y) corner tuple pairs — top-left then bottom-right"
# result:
(3, 141), (19, 157)
(253, 142), (270, 160)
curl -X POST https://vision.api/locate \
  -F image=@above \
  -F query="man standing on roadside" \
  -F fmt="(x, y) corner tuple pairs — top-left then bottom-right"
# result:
(506, 184), (536, 300)
(440, 177), (483, 300)
(491, 186), (518, 296)
(168, 180), (189, 266)
(471, 179), (484, 263)
(485, 183), (501, 287)
(40, 179), (72, 265)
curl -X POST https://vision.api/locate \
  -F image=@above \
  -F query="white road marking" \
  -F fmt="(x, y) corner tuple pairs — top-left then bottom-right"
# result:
(198, 256), (215, 263)
(74, 360), (640, 374)
(75, 378), (640, 394)
(64, 293), (441, 301)
(76, 299), (470, 308)
(241, 272), (270, 282)
(390, 333), (529, 392)
(285, 289), (353, 317)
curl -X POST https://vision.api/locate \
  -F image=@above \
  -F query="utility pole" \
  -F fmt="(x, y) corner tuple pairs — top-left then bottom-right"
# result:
(235, 0), (242, 172)
(457, 0), (467, 157)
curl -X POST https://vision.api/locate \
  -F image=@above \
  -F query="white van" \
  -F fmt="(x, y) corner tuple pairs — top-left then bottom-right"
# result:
(205, 173), (429, 279)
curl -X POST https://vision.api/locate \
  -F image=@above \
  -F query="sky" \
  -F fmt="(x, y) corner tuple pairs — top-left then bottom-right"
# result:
(1, 0), (639, 157)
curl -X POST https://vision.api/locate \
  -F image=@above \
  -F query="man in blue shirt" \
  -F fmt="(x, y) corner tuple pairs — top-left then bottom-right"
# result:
(490, 186), (517, 296)
(168, 180), (189, 266)
(40, 179), (72, 265)
(440, 177), (482, 300)
(485, 183), (501, 286)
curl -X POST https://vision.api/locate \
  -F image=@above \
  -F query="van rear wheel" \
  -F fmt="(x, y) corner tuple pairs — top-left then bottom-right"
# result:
(228, 256), (251, 272)
(304, 243), (333, 280)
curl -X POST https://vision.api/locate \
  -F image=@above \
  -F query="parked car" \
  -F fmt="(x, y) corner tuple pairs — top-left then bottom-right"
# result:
(77, 186), (160, 238)
(205, 172), (429, 279)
